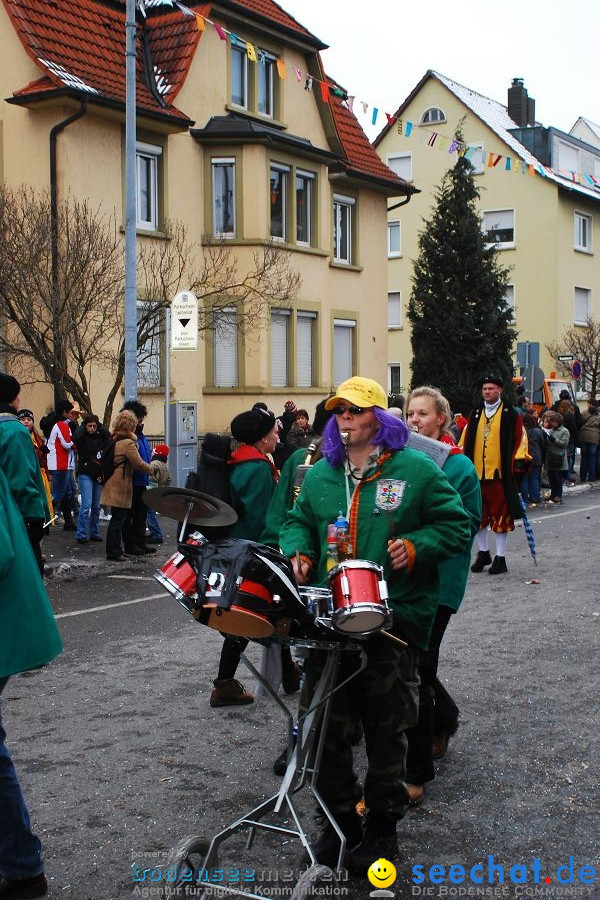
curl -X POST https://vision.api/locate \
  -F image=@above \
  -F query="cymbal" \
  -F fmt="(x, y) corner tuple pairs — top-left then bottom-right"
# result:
(143, 486), (238, 527)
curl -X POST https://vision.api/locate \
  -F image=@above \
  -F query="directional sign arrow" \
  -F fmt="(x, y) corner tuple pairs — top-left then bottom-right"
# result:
(179, 318), (190, 329)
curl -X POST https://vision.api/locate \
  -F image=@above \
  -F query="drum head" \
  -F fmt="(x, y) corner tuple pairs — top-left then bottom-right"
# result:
(332, 604), (390, 635)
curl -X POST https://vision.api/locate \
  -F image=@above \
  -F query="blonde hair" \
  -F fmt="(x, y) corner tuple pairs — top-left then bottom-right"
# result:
(112, 410), (137, 434)
(407, 385), (452, 435)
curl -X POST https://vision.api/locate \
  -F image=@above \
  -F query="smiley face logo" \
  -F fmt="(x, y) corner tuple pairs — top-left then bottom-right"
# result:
(367, 858), (397, 889)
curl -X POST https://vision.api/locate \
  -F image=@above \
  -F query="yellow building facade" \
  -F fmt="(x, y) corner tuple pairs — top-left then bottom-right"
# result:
(0, 0), (411, 433)
(375, 71), (600, 399)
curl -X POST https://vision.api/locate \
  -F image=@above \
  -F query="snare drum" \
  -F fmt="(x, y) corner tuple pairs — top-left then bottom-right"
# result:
(299, 587), (333, 621)
(327, 559), (392, 635)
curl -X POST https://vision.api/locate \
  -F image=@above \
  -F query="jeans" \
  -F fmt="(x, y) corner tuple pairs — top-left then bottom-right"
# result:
(0, 677), (44, 880)
(106, 506), (129, 558)
(76, 474), (102, 540)
(521, 465), (542, 503)
(49, 469), (73, 510)
(579, 443), (598, 482)
(146, 507), (163, 541)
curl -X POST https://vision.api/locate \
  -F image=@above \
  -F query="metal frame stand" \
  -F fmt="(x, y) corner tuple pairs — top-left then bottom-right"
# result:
(169, 637), (366, 899)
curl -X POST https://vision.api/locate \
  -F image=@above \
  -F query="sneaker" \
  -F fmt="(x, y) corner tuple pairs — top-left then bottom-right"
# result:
(349, 817), (399, 875)
(0, 872), (48, 899)
(210, 678), (254, 708)
(310, 811), (363, 867)
(281, 662), (302, 695)
(470, 550), (492, 572)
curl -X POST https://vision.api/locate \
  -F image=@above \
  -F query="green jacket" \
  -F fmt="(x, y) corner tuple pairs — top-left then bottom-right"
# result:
(279, 448), (471, 649)
(262, 446), (308, 547)
(438, 452), (481, 612)
(0, 412), (49, 522)
(228, 452), (277, 541)
(0, 468), (63, 677)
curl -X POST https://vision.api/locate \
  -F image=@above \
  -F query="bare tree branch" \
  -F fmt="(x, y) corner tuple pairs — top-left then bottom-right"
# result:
(546, 317), (600, 399)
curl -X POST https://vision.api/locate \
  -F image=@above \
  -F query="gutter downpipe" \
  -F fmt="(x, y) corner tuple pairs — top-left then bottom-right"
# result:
(49, 101), (87, 406)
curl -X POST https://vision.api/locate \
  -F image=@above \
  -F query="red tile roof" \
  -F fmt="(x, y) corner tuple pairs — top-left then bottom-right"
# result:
(326, 76), (415, 194)
(3, 0), (200, 124)
(220, 0), (325, 46)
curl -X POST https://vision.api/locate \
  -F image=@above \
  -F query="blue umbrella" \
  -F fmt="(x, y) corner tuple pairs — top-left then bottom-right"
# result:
(518, 496), (537, 565)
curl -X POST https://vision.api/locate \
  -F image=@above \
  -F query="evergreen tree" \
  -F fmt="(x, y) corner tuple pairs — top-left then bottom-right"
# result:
(407, 150), (517, 412)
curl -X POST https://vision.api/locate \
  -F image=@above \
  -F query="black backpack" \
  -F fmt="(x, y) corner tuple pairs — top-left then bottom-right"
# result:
(183, 434), (234, 541)
(90, 435), (126, 485)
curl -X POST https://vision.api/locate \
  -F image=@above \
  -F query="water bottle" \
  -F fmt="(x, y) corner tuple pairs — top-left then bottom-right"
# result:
(335, 513), (352, 561)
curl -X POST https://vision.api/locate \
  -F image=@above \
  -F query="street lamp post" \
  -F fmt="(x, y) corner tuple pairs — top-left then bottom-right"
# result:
(124, 0), (138, 401)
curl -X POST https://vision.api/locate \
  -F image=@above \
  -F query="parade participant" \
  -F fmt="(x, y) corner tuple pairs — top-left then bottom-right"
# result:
(279, 376), (470, 873)
(0, 466), (63, 900)
(210, 406), (280, 708)
(403, 386), (481, 805)
(0, 375), (49, 577)
(460, 375), (530, 575)
(17, 409), (53, 531)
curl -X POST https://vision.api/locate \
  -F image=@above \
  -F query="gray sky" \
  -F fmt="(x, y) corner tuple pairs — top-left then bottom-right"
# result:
(280, 0), (599, 142)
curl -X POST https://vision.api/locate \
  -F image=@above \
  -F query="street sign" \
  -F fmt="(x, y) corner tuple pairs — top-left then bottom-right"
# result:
(557, 354), (574, 363)
(522, 365), (545, 395)
(170, 290), (198, 351)
(572, 360), (582, 379)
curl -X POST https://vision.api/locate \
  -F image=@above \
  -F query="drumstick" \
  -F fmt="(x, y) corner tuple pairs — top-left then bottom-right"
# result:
(380, 630), (408, 649)
(43, 514), (59, 528)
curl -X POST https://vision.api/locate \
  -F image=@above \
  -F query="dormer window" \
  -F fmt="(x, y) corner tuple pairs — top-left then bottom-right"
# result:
(420, 107), (446, 125)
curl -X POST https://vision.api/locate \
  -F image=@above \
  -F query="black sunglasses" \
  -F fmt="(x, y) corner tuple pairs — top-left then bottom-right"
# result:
(331, 404), (366, 416)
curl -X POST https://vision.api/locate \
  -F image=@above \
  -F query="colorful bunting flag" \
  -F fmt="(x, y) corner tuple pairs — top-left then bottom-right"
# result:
(304, 76), (313, 92)
(194, 12), (205, 31)
(213, 23), (226, 40)
(320, 81), (330, 102)
(246, 41), (257, 62)
(276, 58), (286, 79)
(371, 108), (378, 125)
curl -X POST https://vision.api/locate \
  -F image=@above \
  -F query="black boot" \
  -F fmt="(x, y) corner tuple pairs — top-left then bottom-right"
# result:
(470, 550), (492, 572)
(488, 555), (508, 575)
(349, 815), (399, 875)
(60, 497), (77, 531)
(310, 810), (363, 867)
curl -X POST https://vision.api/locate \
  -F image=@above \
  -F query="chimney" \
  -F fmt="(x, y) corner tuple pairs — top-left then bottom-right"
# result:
(508, 78), (535, 127)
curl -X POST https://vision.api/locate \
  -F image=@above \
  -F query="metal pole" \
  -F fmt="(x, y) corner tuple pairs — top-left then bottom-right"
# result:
(164, 306), (171, 446)
(124, 0), (138, 401)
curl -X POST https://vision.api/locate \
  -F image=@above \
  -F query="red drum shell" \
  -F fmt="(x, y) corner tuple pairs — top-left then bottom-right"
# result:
(200, 578), (276, 638)
(155, 552), (198, 611)
(327, 559), (390, 635)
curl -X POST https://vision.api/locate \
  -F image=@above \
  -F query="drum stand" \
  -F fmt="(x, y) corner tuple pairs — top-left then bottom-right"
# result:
(165, 637), (367, 899)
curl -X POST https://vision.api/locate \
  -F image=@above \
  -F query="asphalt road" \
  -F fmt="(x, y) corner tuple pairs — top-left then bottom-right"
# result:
(3, 486), (599, 900)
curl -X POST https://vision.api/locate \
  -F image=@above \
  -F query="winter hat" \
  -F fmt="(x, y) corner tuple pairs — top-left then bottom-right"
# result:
(0, 373), (21, 405)
(152, 444), (170, 457)
(231, 407), (276, 445)
(478, 374), (504, 388)
(18, 409), (34, 421)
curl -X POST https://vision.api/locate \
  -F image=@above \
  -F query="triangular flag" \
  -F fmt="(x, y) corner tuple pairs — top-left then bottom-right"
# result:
(505, 157), (512, 171)
(438, 135), (449, 151)
(246, 42), (257, 62)
(320, 81), (330, 102)
(371, 107), (378, 125)
(304, 76), (313, 92)
(397, 119), (403, 134)
(294, 67), (302, 81)
(428, 132), (438, 147)
(194, 12), (205, 31)
(385, 113), (396, 125)
(346, 95), (355, 112)
(276, 58), (286, 79)
(361, 101), (369, 115)
(405, 121), (413, 137)
(230, 33), (239, 46)
(213, 23), (227, 40)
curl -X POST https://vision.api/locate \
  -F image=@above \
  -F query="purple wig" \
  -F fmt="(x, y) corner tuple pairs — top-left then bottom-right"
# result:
(322, 407), (409, 467)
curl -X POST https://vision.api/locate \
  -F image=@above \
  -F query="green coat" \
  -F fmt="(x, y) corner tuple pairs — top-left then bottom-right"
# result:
(229, 455), (277, 541)
(0, 412), (49, 522)
(262, 447), (307, 547)
(279, 448), (471, 649)
(438, 452), (481, 612)
(0, 468), (63, 677)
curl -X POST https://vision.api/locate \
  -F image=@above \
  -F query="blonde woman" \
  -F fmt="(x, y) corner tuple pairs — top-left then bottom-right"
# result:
(101, 410), (156, 562)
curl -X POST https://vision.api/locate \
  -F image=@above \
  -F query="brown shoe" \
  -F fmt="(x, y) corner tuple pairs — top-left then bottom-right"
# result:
(210, 678), (254, 708)
(432, 731), (452, 760)
(405, 782), (424, 806)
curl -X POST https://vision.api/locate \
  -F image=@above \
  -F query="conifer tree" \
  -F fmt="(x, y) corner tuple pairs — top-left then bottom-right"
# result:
(407, 150), (517, 412)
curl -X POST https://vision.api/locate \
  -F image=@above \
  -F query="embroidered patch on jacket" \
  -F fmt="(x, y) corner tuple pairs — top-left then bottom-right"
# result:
(375, 479), (406, 510)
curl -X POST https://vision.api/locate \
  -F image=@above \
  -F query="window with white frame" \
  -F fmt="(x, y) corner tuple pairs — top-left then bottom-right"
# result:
(296, 311), (316, 387)
(270, 164), (289, 240)
(270, 309), (290, 387)
(388, 363), (402, 395)
(466, 143), (485, 175)
(503, 285), (516, 321)
(257, 52), (275, 117)
(230, 44), (248, 108)
(483, 209), (515, 248)
(296, 171), (314, 245)
(333, 194), (355, 265)
(574, 211), (592, 252)
(136, 142), (162, 230)
(212, 158), (236, 237)
(388, 292), (402, 328)
(421, 107), (446, 124)
(574, 287), (591, 325)
(388, 221), (401, 257)
(214, 308), (238, 387)
(137, 302), (162, 387)
(333, 318), (355, 385)
(387, 153), (412, 182)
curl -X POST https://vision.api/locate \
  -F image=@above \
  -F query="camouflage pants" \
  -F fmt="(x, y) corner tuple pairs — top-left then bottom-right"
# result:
(302, 634), (419, 821)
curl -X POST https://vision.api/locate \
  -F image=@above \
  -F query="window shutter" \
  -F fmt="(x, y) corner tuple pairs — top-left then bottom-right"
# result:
(333, 320), (355, 386)
(214, 311), (238, 387)
(297, 312), (315, 387)
(271, 310), (289, 386)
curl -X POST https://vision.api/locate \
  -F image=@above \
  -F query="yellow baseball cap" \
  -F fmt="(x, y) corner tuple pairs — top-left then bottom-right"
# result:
(325, 376), (388, 411)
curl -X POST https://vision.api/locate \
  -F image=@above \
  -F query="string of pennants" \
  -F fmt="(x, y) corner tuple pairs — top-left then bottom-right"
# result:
(137, 0), (599, 190)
